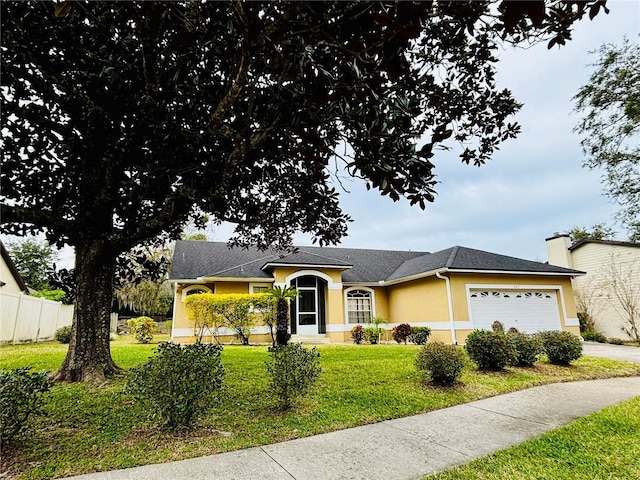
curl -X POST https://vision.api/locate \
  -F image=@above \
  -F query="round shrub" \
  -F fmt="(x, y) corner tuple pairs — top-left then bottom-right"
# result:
(267, 343), (321, 410)
(351, 325), (364, 344)
(127, 342), (225, 431)
(127, 316), (158, 344)
(539, 330), (582, 365)
(364, 327), (383, 344)
(409, 326), (432, 345)
(582, 330), (606, 343)
(415, 342), (465, 385)
(607, 337), (625, 345)
(465, 329), (517, 371)
(392, 323), (413, 344)
(55, 325), (72, 344)
(0, 367), (52, 443)
(508, 332), (542, 367)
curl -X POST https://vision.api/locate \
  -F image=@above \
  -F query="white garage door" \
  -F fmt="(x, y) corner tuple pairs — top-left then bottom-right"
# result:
(468, 290), (562, 333)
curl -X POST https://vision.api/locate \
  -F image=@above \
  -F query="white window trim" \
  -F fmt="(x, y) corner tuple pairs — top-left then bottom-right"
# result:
(181, 284), (212, 302)
(344, 286), (376, 325)
(249, 282), (272, 294)
(277, 270), (343, 290)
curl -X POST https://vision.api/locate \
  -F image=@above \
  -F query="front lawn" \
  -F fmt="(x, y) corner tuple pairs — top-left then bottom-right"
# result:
(1, 338), (639, 479)
(427, 395), (640, 480)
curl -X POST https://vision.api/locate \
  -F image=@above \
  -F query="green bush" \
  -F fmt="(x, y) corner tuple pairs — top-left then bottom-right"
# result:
(582, 330), (606, 343)
(0, 367), (52, 443)
(54, 325), (72, 344)
(392, 323), (413, 344)
(266, 343), (321, 410)
(491, 320), (505, 333)
(351, 325), (364, 344)
(607, 337), (625, 345)
(364, 327), (383, 344)
(539, 330), (583, 365)
(415, 342), (465, 385)
(508, 332), (542, 367)
(127, 316), (158, 344)
(127, 342), (224, 431)
(409, 326), (432, 345)
(465, 329), (517, 371)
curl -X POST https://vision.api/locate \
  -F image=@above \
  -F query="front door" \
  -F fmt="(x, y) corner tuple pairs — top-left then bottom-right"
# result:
(291, 276), (324, 335)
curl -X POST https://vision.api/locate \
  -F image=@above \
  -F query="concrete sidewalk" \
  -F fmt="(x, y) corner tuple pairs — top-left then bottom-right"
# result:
(68, 376), (640, 480)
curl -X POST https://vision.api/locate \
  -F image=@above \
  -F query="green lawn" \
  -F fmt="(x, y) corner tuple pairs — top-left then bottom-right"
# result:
(427, 395), (640, 480)
(1, 336), (639, 479)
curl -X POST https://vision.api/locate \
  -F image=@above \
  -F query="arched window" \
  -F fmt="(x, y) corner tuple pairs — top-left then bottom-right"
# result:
(181, 284), (211, 301)
(346, 289), (373, 324)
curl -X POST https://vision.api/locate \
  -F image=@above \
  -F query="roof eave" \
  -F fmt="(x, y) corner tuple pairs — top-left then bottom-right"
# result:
(446, 268), (586, 276)
(261, 262), (352, 271)
(168, 277), (274, 284)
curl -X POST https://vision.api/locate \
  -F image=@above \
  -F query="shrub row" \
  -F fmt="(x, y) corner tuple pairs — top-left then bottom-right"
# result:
(128, 341), (321, 431)
(465, 329), (582, 370)
(350, 324), (432, 345)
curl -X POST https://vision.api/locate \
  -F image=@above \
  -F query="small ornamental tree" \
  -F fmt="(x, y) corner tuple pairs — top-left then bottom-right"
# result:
(184, 292), (276, 344)
(266, 286), (299, 346)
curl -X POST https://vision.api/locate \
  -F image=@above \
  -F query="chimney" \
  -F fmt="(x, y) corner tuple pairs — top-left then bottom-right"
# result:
(545, 233), (573, 268)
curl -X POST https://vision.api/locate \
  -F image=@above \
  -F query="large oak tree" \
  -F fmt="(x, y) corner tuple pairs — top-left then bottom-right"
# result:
(1, 1), (607, 382)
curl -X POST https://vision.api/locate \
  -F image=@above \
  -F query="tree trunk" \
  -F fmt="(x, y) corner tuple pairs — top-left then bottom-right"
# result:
(275, 298), (290, 345)
(54, 243), (122, 383)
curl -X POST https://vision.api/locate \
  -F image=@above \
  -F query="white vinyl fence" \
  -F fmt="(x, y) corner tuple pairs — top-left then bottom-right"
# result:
(1, 291), (74, 344)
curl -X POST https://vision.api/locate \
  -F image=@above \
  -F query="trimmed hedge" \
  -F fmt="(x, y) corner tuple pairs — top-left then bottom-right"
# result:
(415, 342), (465, 385)
(539, 330), (582, 365)
(410, 326), (432, 345)
(465, 330), (516, 371)
(127, 342), (225, 431)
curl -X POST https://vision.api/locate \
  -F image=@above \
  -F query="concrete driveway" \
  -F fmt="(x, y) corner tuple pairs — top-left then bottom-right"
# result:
(583, 342), (640, 364)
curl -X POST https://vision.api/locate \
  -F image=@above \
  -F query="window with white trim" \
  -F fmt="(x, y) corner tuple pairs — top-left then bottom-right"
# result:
(181, 284), (211, 301)
(250, 283), (271, 294)
(346, 289), (372, 324)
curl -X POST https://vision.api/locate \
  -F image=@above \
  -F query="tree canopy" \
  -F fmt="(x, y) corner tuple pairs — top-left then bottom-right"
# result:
(567, 223), (617, 243)
(574, 38), (640, 241)
(1, 1), (609, 381)
(6, 238), (57, 291)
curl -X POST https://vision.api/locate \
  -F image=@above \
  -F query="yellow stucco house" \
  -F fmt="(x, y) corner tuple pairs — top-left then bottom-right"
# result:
(169, 241), (584, 344)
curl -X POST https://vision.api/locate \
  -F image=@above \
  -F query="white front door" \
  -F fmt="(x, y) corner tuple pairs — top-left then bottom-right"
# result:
(296, 287), (318, 335)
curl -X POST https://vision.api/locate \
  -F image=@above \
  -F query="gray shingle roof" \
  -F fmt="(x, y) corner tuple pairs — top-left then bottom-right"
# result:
(169, 241), (583, 283)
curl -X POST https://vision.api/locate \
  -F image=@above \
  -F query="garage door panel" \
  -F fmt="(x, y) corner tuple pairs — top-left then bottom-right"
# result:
(469, 290), (561, 333)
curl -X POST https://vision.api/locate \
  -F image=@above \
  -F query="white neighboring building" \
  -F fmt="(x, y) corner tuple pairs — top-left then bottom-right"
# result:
(546, 234), (640, 340)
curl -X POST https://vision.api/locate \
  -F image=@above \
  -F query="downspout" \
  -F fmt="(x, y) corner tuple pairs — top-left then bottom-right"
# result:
(436, 271), (457, 345)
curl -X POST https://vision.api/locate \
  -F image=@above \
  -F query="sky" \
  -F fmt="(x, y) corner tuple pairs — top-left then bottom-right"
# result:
(4, 1), (639, 269)
(208, 0), (640, 262)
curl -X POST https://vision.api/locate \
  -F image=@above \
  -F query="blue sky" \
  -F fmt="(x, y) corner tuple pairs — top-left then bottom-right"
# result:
(210, 0), (640, 262)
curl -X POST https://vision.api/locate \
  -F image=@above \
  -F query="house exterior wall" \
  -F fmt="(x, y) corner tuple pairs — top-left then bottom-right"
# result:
(568, 243), (640, 340)
(386, 277), (452, 343)
(0, 257), (23, 293)
(171, 269), (581, 345)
